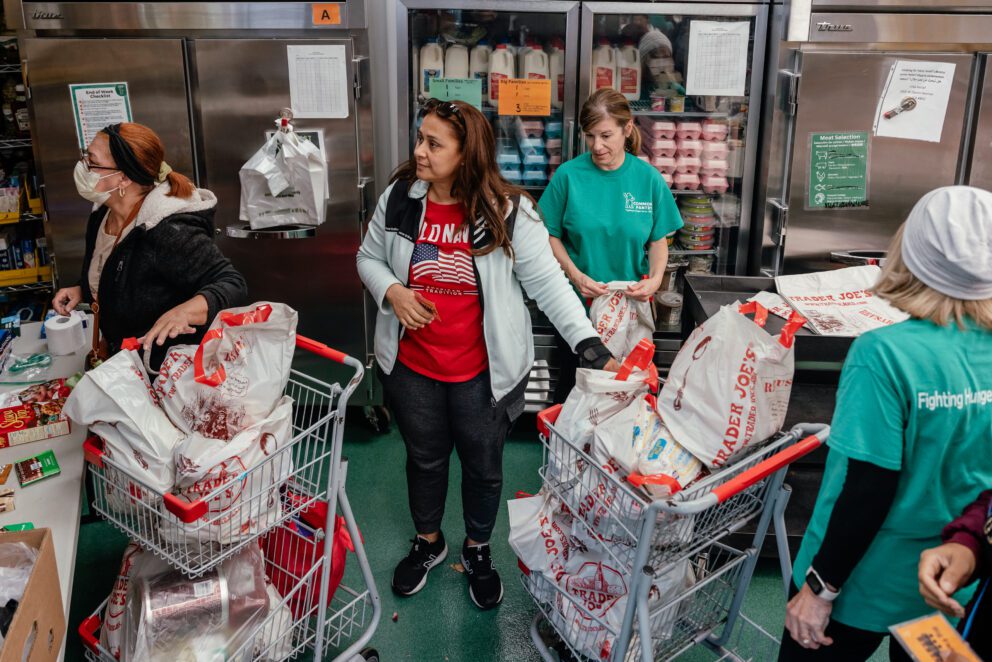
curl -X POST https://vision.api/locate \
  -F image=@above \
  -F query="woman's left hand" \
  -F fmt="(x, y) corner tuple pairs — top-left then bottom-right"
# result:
(785, 584), (834, 650)
(140, 302), (199, 352)
(626, 278), (662, 302)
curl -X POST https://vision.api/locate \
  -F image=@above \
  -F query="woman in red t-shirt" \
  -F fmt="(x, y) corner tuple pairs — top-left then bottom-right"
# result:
(357, 99), (616, 611)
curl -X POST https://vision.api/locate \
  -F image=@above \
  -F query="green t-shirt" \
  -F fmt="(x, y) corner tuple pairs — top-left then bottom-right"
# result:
(794, 318), (992, 632)
(538, 152), (683, 284)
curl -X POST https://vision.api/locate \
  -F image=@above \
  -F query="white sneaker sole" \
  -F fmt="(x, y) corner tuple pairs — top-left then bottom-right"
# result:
(393, 545), (448, 597)
(462, 553), (504, 610)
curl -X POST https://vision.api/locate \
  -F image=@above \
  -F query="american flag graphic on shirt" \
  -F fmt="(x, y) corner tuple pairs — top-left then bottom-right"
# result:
(410, 243), (477, 293)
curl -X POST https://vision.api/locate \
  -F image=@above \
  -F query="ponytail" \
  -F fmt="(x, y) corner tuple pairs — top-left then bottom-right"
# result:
(625, 124), (642, 155)
(165, 170), (196, 198)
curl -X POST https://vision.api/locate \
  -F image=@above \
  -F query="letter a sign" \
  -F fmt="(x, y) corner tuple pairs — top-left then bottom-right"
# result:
(312, 3), (342, 25)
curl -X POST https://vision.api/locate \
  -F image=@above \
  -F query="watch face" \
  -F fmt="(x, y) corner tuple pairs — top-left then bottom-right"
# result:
(807, 571), (825, 595)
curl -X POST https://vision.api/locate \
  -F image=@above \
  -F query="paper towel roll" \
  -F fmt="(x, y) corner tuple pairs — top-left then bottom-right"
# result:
(45, 314), (85, 356)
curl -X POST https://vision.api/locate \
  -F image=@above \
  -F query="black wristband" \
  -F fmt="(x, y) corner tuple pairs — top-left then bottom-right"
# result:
(575, 337), (612, 370)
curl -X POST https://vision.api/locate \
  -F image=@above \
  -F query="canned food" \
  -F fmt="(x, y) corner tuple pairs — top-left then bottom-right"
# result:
(669, 96), (685, 113)
(139, 569), (229, 651)
(655, 291), (683, 327)
(689, 255), (715, 273)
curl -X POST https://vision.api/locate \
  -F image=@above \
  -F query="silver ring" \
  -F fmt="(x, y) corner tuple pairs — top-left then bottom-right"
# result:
(802, 639), (810, 645)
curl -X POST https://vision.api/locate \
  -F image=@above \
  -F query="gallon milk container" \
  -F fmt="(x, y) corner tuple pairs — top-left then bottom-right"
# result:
(618, 40), (641, 100)
(420, 38), (444, 98)
(470, 40), (492, 98)
(548, 38), (565, 110)
(522, 46), (549, 80)
(445, 44), (469, 80)
(592, 39), (616, 91)
(489, 43), (515, 107)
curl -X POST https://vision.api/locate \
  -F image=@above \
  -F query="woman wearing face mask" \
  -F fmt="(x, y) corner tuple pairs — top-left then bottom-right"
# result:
(356, 99), (617, 610)
(539, 87), (682, 402)
(51, 122), (247, 369)
(638, 27), (683, 102)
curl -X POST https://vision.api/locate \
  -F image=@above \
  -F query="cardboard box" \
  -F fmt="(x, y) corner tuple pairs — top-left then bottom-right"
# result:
(0, 528), (64, 662)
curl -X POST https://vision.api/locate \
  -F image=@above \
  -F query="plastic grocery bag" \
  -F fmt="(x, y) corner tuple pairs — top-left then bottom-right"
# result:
(589, 282), (655, 360)
(239, 127), (327, 229)
(659, 302), (806, 469)
(555, 549), (630, 661)
(65, 346), (184, 510)
(161, 396), (294, 546)
(154, 302), (297, 441)
(508, 491), (578, 582)
(102, 543), (172, 660)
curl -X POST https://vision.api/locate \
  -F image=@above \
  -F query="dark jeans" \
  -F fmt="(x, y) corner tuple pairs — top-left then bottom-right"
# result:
(553, 328), (579, 404)
(380, 360), (522, 543)
(778, 585), (912, 662)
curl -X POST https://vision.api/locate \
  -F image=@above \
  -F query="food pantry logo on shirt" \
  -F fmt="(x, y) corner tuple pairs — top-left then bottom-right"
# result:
(623, 192), (653, 214)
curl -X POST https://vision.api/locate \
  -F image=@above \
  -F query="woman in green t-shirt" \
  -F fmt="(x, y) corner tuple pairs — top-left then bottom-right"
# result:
(538, 88), (682, 401)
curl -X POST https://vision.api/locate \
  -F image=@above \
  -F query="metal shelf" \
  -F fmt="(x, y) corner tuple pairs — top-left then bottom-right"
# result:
(670, 248), (717, 256)
(0, 280), (53, 295)
(0, 139), (31, 150)
(0, 65), (21, 75)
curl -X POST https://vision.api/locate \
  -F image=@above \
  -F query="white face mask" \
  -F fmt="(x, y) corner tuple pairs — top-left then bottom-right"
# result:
(74, 160), (118, 205)
(647, 57), (675, 78)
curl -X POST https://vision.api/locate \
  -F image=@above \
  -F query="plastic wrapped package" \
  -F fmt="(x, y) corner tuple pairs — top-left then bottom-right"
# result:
(701, 141), (729, 160)
(675, 156), (701, 175)
(643, 138), (677, 158)
(700, 120), (729, 141)
(239, 128), (326, 230)
(702, 176), (730, 194)
(676, 139), (703, 158)
(675, 121), (702, 140)
(123, 545), (269, 662)
(673, 173), (701, 191)
(637, 118), (676, 139)
(650, 156), (677, 175)
(0, 542), (37, 608)
(699, 158), (729, 177)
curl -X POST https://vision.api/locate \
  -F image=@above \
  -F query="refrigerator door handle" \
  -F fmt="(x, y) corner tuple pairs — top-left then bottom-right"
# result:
(769, 199), (789, 244)
(567, 119), (576, 161)
(358, 176), (374, 230)
(353, 54), (369, 100)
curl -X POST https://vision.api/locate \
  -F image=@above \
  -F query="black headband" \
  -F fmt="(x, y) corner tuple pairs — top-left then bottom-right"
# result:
(100, 124), (156, 186)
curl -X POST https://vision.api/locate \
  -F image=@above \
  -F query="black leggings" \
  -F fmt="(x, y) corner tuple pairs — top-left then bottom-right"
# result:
(380, 361), (520, 543)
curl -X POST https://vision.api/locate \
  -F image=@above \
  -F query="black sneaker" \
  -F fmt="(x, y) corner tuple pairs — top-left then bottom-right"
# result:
(391, 533), (447, 596)
(461, 539), (504, 610)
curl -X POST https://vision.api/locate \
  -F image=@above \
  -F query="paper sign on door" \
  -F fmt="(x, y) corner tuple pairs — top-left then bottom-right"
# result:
(873, 60), (956, 143)
(498, 79), (551, 116)
(69, 82), (133, 151)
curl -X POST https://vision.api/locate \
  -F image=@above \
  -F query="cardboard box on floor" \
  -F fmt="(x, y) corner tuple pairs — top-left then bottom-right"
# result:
(0, 529), (64, 662)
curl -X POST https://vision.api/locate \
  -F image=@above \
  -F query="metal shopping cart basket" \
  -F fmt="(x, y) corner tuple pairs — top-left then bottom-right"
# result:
(522, 403), (829, 662)
(77, 336), (381, 662)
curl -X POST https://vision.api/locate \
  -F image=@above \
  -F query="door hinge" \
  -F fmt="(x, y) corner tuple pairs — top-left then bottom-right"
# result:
(769, 199), (790, 244)
(780, 69), (801, 117)
(353, 55), (368, 100)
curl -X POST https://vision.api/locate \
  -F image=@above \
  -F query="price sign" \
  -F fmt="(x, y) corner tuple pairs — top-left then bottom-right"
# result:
(498, 79), (552, 116)
(430, 78), (483, 109)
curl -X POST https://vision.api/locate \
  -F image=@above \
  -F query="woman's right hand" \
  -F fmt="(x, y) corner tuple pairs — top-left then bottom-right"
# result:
(52, 286), (83, 316)
(385, 284), (436, 331)
(919, 542), (976, 618)
(570, 270), (609, 299)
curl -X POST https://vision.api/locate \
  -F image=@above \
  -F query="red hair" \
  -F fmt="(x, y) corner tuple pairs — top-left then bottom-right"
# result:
(116, 122), (195, 198)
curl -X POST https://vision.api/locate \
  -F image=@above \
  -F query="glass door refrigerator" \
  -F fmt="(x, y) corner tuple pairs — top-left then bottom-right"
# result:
(391, 0), (580, 410)
(580, 2), (769, 343)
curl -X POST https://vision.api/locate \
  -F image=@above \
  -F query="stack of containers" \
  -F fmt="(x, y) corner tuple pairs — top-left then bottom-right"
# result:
(544, 118), (563, 179)
(699, 120), (730, 194)
(517, 117), (547, 187)
(638, 117), (677, 188)
(677, 195), (718, 253)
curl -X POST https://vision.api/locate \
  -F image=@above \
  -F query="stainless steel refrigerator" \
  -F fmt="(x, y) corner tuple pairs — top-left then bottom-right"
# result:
(19, 1), (376, 401)
(756, 0), (992, 275)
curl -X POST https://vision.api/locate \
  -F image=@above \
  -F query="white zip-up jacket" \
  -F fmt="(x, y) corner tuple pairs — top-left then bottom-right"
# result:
(356, 179), (602, 405)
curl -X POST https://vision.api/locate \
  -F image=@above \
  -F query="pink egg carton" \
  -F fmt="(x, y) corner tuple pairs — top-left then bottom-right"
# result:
(637, 118), (677, 140)
(675, 121), (703, 141)
(699, 158), (729, 177)
(644, 138), (678, 158)
(651, 156), (677, 175)
(661, 172), (674, 187)
(675, 155), (701, 175)
(701, 176), (729, 194)
(544, 137), (562, 151)
(701, 141), (729, 160)
(701, 120), (730, 142)
(516, 119), (544, 137)
(548, 153), (562, 166)
(637, 154), (651, 164)
(673, 173), (701, 191)
(677, 139), (703, 158)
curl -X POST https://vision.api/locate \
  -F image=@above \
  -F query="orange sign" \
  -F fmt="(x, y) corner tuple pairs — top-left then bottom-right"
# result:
(497, 79), (552, 117)
(312, 3), (342, 25)
(889, 613), (982, 662)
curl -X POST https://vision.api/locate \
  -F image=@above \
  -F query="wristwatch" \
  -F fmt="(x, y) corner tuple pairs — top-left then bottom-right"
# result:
(805, 567), (841, 602)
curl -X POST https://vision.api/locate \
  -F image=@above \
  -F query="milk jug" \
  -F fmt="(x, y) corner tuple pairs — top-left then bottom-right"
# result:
(591, 39), (616, 91)
(470, 40), (492, 98)
(420, 38), (444, 98)
(618, 40), (641, 100)
(548, 39), (566, 110)
(522, 47), (549, 80)
(489, 43), (515, 106)
(445, 44), (469, 80)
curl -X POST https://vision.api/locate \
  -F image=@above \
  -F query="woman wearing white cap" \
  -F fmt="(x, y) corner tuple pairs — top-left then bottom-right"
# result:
(780, 186), (992, 661)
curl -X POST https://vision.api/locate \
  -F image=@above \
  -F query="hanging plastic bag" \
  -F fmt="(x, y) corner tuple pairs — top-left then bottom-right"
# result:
(153, 302), (297, 441)
(659, 302), (806, 469)
(161, 396), (294, 546)
(239, 123), (327, 230)
(65, 346), (184, 511)
(588, 282), (655, 360)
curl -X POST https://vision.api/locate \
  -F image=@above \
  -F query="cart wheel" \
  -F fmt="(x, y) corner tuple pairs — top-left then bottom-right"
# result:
(363, 405), (391, 434)
(360, 648), (380, 662)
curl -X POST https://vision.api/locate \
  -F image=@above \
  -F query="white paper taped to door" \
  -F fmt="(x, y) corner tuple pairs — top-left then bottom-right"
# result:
(685, 21), (749, 97)
(873, 60), (956, 143)
(287, 45), (349, 119)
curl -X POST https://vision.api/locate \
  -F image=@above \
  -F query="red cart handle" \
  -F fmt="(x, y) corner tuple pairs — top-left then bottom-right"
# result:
(296, 335), (349, 364)
(537, 404), (562, 439)
(79, 614), (101, 653)
(711, 432), (824, 503)
(163, 493), (209, 524)
(83, 436), (104, 469)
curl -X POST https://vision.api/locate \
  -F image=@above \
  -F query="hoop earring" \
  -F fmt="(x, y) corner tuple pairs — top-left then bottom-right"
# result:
(118, 184), (125, 198)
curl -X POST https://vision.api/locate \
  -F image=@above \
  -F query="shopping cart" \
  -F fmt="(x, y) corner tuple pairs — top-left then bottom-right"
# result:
(523, 403), (829, 661)
(77, 336), (381, 662)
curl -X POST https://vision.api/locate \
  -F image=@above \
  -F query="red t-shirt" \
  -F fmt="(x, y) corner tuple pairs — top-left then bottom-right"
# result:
(397, 199), (488, 381)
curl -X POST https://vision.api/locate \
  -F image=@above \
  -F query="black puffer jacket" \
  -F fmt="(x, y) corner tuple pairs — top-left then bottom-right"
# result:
(78, 183), (248, 369)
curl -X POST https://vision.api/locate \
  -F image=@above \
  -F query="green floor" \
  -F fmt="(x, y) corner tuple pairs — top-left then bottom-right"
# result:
(65, 411), (885, 662)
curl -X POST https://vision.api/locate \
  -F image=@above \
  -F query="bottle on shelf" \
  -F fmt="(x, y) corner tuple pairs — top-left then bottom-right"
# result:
(444, 43), (469, 80)
(489, 42), (515, 108)
(13, 85), (28, 138)
(419, 38), (445, 98)
(591, 38), (617, 92)
(1, 78), (17, 139)
(521, 43), (549, 81)
(548, 38), (566, 111)
(470, 40), (492, 99)
(617, 40), (641, 101)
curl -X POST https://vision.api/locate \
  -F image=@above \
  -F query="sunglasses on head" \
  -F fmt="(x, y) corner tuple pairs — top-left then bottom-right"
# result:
(421, 98), (465, 126)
